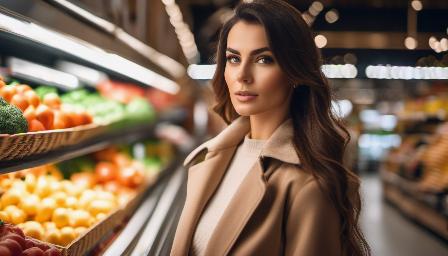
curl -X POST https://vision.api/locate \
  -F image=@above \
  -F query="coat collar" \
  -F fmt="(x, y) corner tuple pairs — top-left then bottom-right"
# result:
(172, 116), (300, 256)
(184, 116), (301, 167)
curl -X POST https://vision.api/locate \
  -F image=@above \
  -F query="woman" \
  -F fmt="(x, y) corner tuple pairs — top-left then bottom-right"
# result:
(171, 1), (370, 255)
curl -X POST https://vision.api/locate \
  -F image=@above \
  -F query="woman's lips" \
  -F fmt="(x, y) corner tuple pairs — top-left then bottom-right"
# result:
(235, 91), (258, 102)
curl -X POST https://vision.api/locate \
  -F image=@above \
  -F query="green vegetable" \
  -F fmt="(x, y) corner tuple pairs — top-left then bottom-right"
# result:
(0, 100), (28, 134)
(0, 97), (7, 106)
(126, 98), (156, 122)
(35, 86), (58, 99)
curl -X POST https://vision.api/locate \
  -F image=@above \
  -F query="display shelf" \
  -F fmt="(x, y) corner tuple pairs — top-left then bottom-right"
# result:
(383, 183), (448, 241)
(0, 121), (155, 173)
(96, 158), (186, 256)
(381, 170), (446, 215)
(0, 6), (180, 93)
(381, 170), (448, 241)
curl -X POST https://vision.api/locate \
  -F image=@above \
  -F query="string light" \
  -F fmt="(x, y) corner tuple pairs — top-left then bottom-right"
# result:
(411, 0), (423, 11)
(314, 34), (327, 48)
(404, 36), (417, 50)
(365, 65), (448, 80)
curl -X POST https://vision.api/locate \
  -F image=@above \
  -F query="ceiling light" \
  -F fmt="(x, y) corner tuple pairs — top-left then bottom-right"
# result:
(314, 34), (327, 48)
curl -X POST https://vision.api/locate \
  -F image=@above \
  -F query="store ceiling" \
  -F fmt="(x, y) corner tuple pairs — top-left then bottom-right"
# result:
(186, 0), (448, 66)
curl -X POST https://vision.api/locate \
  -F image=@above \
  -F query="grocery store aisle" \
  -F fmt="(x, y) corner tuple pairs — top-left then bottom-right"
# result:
(360, 174), (448, 256)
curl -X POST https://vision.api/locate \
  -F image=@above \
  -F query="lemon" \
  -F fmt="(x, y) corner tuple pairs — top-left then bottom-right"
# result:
(24, 173), (37, 193)
(1, 190), (22, 207)
(44, 228), (61, 245)
(0, 211), (10, 222)
(9, 208), (27, 225)
(70, 210), (91, 227)
(19, 194), (40, 216)
(51, 191), (67, 207)
(52, 208), (70, 228)
(60, 226), (76, 246)
(74, 226), (87, 237)
(64, 196), (78, 209)
(23, 221), (45, 240)
(35, 197), (56, 223)
(35, 177), (52, 198)
(87, 200), (114, 216)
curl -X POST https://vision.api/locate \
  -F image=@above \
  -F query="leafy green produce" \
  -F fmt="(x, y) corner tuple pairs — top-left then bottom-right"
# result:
(0, 97), (28, 134)
(57, 155), (95, 179)
(126, 98), (156, 122)
(35, 86), (58, 99)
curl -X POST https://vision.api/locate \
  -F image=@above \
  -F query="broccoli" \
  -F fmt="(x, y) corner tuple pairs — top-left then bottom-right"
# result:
(0, 99), (28, 134)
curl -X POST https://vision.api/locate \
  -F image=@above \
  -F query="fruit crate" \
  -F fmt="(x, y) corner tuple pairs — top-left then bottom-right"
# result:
(0, 123), (105, 161)
(46, 173), (160, 256)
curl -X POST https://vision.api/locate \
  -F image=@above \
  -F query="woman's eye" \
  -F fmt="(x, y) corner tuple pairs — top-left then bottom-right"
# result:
(257, 56), (274, 64)
(226, 55), (240, 64)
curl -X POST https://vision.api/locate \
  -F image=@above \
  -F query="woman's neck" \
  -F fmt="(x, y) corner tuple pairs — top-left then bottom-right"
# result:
(249, 110), (291, 140)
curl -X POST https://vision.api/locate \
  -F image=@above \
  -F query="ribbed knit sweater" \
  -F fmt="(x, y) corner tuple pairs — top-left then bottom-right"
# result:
(190, 135), (266, 256)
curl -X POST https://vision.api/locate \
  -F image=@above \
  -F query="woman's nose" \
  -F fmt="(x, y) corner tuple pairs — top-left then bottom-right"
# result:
(236, 62), (253, 84)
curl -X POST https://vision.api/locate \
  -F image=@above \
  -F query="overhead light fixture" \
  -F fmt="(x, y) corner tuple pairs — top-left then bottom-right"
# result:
(0, 12), (180, 94)
(314, 34), (328, 48)
(187, 64), (357, 80)
(162, 0), (200, 64)
(8, 57), (80, 90)
(322, 64), (357, 79)
(365, 65), (448, 80)
(56, 61), (107, 86)
(411, 0), (423, 11)
(325, 9), (339, 24)
(404, 36), (417, 50)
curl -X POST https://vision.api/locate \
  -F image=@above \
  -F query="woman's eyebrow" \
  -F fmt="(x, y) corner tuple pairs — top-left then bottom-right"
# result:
(226, 47), (271, 56)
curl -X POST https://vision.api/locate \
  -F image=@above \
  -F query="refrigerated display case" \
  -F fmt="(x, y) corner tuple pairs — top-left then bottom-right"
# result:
(0, 2), (196, 255)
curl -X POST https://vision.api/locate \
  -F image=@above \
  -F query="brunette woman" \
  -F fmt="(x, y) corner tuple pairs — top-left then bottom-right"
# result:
(171, 1), (370, 255)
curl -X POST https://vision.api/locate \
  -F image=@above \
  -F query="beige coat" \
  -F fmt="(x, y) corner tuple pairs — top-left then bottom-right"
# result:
(171, 117), (342, 256)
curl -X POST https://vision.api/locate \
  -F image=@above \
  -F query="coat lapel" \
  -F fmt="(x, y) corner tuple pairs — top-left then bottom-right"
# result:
(170, 147), (236, 256)
(203, 158), (267, 255)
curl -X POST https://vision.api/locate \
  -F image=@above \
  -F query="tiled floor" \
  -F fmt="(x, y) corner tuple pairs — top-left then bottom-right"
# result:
(360, 175), (448, 256)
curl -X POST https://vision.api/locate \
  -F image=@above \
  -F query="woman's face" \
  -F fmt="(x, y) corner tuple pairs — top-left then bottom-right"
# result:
(224, 21), (292, 118)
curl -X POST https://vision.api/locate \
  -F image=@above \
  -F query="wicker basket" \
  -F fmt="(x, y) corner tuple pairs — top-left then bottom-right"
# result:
(0, 123), (105, 161)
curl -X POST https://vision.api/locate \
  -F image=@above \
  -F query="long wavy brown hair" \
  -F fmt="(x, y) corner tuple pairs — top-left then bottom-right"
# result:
(211, 1), (370, 255)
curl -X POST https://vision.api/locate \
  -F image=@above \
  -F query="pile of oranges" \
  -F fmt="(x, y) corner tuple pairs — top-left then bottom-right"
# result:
(0, 79), (93, 132)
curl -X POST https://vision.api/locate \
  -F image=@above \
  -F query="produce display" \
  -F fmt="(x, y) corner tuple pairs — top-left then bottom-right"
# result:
(0, 76), (93, 134)
(0, 141), (171, 249)
(0, 221), (61, 256)
(0, 76), (157, 135)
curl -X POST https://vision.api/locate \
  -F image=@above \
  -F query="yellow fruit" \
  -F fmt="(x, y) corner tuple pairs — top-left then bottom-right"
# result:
(11, 180), (27, 192)
(35, 177), (52, 198)
(23, 221), (45, 240)
(52, 208), (70, 228)
(74, 226), (87, 237)
(35, 197), (56, 222)
(49, 180), (62, 194)
(59, 226), (76, 246)
(65, 196), (78, 209)
(70, 210), (91, 227)
(19, 194), (40, 216)
(1, 190), (22, 207)
(95, 191), (116, 203)
(87, 200), (114, 216)
(0, 211), (10, 222)
(96, 212), (107, 222)
(44, 228), (61, 245)
(4, 205), (20, 214)
(61, 181), (83, 197)
(9, 208), (27, 225)
(78, 190), (96, 209)
(43, 221), (57, 230)
(24, 174), (37, 193)
(51, 191), (67, 207)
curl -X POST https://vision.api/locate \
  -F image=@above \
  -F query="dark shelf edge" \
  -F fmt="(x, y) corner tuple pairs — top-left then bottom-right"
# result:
(0, 122), (156, 174)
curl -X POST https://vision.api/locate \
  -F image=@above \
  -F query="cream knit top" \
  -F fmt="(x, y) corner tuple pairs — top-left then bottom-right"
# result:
(190, 135), (266, 256)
